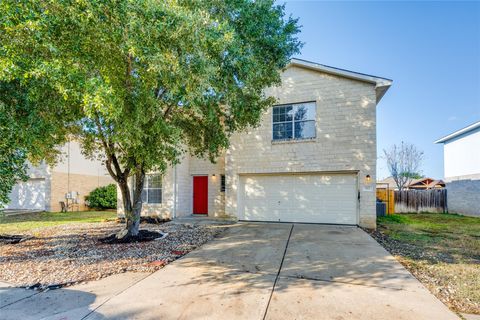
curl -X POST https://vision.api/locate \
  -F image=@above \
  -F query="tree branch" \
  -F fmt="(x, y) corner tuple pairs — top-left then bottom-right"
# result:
(163, 103), (175, 119)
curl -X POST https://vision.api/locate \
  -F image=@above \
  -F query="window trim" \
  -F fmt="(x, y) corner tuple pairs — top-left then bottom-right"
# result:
(272, 101), (317, 141)
(142, 173), (162, 204)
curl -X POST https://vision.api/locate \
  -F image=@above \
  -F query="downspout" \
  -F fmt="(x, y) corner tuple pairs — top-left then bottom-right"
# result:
(173, 164), (177, 219)
(67, 140), (70, 194)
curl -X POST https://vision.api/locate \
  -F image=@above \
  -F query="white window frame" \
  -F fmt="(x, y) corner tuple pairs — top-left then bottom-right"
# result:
(142, 174), (162, 204)
(272, 101), (316, 141)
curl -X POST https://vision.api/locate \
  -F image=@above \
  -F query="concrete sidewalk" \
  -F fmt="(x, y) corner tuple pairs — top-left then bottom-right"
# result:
(0, 223), (459, 319)
(0, 273), (150, 320)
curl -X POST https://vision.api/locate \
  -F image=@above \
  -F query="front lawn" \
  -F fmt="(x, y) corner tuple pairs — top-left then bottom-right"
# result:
(372, 213), (480, 315)
(0, 211), (117, 234)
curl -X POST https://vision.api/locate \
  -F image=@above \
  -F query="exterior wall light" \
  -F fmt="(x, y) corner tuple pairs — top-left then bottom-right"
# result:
(365, 174), (371, 185)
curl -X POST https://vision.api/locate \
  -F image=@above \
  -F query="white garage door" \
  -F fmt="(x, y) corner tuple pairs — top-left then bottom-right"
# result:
(239, 173), (357, 224)
(5, 179), (46, 210)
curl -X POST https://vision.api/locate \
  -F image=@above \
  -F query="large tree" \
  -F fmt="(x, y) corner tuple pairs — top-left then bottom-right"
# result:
(383, 142), (424, 190)
(0, 0), (301, 237)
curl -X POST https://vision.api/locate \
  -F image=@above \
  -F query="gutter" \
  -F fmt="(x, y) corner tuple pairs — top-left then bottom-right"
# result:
(434, 121), (480, 144)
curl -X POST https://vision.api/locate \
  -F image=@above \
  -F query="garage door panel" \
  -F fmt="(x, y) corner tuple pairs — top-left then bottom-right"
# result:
(240, 174), (357, 224)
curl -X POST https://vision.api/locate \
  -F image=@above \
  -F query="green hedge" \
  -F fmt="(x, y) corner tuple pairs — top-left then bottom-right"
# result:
(85, 184), (117, 209)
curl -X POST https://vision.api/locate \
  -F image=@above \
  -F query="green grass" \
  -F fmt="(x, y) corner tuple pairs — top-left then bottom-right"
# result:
(378, 213), (480, 259)
(0, 211), (117, 234)
(377, 213), (480, 314)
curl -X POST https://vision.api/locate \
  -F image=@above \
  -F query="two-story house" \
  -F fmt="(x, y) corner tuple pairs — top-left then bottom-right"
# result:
(117, 59), (392, 229)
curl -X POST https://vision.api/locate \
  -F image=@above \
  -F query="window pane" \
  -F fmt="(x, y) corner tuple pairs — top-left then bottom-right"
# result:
(273, 122), (293, 140)
(272, 102), (316, 141)
(295, 103), (316, 121)
(284, 122), (293, 139)
(221, 175), (226, 192)
(273, 123), (283, 139)
(148, 174), (162, 188)
(285, 106), (293, 121)
(294, 120), (316, 139)
(148, 189), (162, 203)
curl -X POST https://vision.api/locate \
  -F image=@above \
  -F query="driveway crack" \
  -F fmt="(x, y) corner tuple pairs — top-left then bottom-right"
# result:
(262, 224), (294, 320)
(80, 272), (153, 320)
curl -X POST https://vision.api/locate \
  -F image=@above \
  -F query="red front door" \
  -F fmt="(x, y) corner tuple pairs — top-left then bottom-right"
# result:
(193, 176), (208, 214)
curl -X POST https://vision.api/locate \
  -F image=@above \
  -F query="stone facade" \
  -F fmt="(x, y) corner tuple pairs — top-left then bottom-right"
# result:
(226, 66), (378, 228)
(118, 61), (389, 229)
(121, 155), (226, 219)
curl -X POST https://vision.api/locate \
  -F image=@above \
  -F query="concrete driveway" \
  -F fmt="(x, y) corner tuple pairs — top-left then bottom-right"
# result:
(0, 223), (458, 319)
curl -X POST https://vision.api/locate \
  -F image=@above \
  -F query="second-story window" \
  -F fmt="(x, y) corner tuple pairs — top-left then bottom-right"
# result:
(272, 102), (316, 141)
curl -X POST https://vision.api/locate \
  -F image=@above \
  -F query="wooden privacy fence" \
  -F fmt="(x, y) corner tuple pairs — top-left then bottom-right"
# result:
(394, 189), (447, 213)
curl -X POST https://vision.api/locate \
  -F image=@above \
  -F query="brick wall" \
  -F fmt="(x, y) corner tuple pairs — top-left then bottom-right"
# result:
(50, 171), (114, 212)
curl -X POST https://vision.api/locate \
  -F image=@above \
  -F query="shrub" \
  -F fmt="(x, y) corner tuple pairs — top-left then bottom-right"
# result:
(85, 184), (117, 209)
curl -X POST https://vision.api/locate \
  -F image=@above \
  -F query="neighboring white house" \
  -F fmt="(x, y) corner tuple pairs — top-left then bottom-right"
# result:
(117, 58), (393, 229)
(4, 140), (113, 212)
(435, 121), (480, 216)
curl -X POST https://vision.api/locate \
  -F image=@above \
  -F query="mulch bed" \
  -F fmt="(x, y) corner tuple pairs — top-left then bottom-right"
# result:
(0, 235), (32, 245)
(0, 221), (225, 289)
(99, 230), (166, 244)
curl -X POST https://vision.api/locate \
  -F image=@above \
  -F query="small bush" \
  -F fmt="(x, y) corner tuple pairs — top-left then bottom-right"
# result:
(85, 184), (117, 209)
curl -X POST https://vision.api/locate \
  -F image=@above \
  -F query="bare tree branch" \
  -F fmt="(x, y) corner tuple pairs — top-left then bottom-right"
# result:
(383, 142), (424, 190)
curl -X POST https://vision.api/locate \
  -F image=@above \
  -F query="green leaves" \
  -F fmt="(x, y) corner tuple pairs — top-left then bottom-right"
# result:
(85, 184), (117, 209)
(0, 0), (301, 207)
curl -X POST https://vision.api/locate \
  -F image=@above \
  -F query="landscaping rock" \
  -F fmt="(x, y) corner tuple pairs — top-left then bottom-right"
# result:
(0, 221), (225, 288)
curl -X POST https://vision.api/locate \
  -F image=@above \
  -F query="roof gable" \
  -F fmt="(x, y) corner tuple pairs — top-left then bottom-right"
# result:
(287, 58), (393, 103)
(435, 121), (480, 144)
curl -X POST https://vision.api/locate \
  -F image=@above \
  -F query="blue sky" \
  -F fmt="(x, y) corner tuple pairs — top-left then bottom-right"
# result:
(282, 1), (480, 179)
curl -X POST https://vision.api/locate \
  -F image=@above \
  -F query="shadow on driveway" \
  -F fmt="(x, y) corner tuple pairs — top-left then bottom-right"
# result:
(85, 222), (458, 320)
(0, 222), (459, 320)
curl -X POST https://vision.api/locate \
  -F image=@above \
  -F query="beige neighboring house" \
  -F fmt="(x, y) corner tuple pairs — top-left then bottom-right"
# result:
(117, 58), (392, 229)
(5, 140), (113, 212)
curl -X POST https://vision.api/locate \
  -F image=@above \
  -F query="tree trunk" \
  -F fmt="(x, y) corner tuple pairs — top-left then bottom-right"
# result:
(116, 170), (145, 239)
